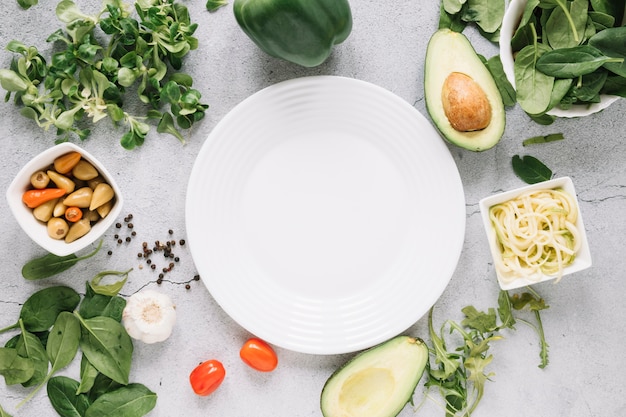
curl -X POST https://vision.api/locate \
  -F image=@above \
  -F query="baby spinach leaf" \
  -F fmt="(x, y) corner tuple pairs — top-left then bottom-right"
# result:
(512, 155), (553, 184)
(79, 283), (126, 322)
(77, 354), (99, 394)
(464, 0), (505, 34)
(515, 42), (555, 115)
(545, 0), (588, 49)
(22, 240), (102, 280)
(47, 312), (81, 375)
(487, 55), (517, 106)
(15, 322), (48, 387)
(443, 0), (466, 15)
(536, 45), (622, 78)
(87, 373), (123, 403)
(19, 286), (80, 333)
(89, 269), (132, 297)
(601, 74), (626, 97)
(523, 133), (565, 146)
(0, 347), (35, 385)
(85, 384), (157, 417)
(76, 314), (133, 385)
(588, 26), (626, 77)
(47, 376), (91, 417)
(590, 0), (625, 24)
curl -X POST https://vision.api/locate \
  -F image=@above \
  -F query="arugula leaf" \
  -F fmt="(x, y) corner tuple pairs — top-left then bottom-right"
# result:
(512, 155), (553, 184)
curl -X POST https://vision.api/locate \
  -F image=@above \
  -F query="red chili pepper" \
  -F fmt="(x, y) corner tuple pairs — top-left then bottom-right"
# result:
(240, 338), (278, 372)
(22, 188), (66, 208)
(189, 360), (226, 396)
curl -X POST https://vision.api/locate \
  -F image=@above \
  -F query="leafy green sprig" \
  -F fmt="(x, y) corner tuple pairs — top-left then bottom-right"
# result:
(1, 0), (209, 149)
(424, 289), (550, 416)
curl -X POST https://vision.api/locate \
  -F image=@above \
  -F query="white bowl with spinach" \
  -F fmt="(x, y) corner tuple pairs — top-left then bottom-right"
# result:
(500, 0), (625, 119)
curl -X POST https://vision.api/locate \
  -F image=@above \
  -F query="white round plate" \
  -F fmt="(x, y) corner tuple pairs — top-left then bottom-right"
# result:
(186, 76), (465, 355)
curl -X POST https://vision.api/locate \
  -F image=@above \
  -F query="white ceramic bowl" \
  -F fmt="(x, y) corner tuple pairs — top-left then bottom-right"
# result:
(6, 142), (123, 256)
(479, 177), (591, 290)
(499, 0), (620, 118)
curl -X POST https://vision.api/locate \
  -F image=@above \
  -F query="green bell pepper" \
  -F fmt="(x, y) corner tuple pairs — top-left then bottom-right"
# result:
(233, 0), (353, 67)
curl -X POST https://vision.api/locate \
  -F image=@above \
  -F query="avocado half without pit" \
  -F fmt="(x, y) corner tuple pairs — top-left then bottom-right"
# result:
(425, 28), (505, 152)
(320, 335), (428, 417)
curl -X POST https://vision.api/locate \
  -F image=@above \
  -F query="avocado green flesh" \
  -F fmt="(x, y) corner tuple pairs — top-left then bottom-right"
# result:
(425, 29), (505, 151)
(320, 336), (429, 417)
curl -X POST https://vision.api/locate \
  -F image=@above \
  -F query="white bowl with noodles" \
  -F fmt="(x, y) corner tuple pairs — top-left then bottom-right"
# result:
(479, 177), (591, 290)
(499, 0), (620, 118)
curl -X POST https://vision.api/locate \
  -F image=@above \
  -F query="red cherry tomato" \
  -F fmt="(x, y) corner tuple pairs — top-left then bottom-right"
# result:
(240, 338), (278, 372)
(189, 359), (226, 396)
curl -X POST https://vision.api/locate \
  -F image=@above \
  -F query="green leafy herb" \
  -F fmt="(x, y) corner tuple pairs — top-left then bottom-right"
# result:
(522, 133), (565, 146)
(486, 55), (517, 107)
(2, 0), (208, 149)
(21, 240), (102, 280)
(512, 155), (553, 184)
(206, 0), (228, 12)
(425, 288), (551, 415)
(439, 0), (505, 38)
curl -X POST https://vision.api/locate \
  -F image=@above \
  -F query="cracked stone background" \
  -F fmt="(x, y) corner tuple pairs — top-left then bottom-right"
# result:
(1, 1), (625, 416)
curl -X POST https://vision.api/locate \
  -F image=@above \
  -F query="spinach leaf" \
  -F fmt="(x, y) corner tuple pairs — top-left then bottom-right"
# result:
(545, 0), (588, 49)
(601, 74), (626, 97)
(47, 376), (91, 417)
(77, 354), (99, 394)
(590, 0), (625, 24)
(21, 240), (102, 280)
(464, 0), (505, 34)
(47, 312), (81, 375)
(15, 322), (48, 387)
(438, 2), (468, 32)
(588, 26), (626, 77)
(85, 384), (157, 417)
(0, 347), (34, 385)
(536, 45), (622, 78)
(76, 314), (133, 385)
(512, 155), (553, 184)
(522, 133), (565, 146)
(487, 55), (517, 106)
(589, 11), (616, 31)
(515, 41), (555, 115)
(79, 283), (126, 322)
(19, 286), (80, 333)
(89, 269), (132, 297)
(87, 373), (123, 403)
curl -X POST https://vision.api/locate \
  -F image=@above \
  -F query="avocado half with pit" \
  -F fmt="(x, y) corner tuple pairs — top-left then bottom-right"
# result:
(320, 335), (428, 417)
(425, 28), (505, 152)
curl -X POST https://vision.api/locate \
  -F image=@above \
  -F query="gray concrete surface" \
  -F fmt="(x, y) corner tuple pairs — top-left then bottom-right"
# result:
(1, 1), (625, 416)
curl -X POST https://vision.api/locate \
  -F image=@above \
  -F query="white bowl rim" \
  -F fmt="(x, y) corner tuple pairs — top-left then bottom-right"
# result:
(6, 142), (124, 256)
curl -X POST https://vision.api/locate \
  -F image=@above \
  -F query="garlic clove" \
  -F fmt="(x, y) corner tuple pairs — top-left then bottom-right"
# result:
(122, 290), (176, 344)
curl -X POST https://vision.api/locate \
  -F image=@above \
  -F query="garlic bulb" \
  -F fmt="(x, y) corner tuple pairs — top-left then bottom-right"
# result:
(122, 290), (176, 344)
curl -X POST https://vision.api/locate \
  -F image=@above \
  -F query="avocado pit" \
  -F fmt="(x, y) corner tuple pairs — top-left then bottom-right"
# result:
(441, 72), (492, 132)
